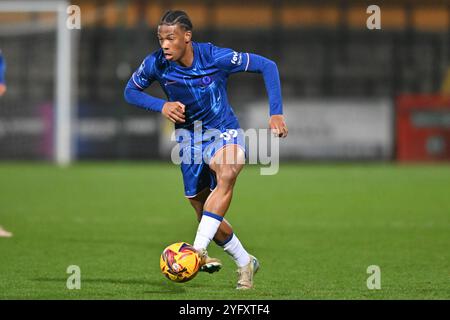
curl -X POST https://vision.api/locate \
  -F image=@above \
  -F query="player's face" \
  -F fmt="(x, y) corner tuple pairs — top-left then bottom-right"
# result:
(157, 24), (192, 62)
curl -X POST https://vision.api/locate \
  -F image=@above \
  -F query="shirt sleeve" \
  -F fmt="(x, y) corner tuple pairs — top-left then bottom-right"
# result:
(213, 45), (283, 116)
(130, 54), (157, 90)
(124, 54), (166, 113)
(212, 45), (251, 74)
(246, 53), (283, 115)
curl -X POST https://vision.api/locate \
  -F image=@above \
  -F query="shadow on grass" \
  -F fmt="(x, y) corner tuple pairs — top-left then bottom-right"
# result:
(60, 237), (154, 249)
(32, 277), (186, 294)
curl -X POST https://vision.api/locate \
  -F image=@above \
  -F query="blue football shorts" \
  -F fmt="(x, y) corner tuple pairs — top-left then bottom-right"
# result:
(179, 128), (246, 198)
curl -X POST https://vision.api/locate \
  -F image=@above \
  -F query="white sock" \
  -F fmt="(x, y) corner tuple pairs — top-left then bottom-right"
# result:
(193, 212), (223, 251)
(223, 233), (251, 267)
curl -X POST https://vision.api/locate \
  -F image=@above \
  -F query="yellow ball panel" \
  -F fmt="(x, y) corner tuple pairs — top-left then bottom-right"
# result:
(160, 242), (200, 283)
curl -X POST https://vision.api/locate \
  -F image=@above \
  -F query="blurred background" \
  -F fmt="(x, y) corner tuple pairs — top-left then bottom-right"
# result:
(0, 0), (450, 163)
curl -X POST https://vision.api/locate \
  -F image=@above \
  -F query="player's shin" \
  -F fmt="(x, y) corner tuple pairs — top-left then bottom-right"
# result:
(193, 211), (223, 251)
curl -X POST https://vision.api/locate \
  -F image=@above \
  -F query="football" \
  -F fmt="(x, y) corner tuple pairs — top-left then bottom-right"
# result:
(160, 242), (200, 282)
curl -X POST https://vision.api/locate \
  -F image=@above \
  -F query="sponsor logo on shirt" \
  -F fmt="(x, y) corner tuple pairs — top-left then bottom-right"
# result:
(230, 51), (242, 66)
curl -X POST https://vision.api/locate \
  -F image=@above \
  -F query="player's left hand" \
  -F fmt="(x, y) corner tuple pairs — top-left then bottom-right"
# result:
(269, 114), (288, 138)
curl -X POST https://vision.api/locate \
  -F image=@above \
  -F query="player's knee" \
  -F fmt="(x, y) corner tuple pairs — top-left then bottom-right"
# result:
(217, 165), (241, 187)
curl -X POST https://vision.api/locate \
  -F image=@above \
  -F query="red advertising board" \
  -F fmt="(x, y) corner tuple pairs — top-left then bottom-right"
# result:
(397, 95), (450, 161)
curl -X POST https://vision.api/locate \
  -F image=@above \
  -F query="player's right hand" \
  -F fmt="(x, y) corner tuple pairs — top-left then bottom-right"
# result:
(162, 101), (185, 124)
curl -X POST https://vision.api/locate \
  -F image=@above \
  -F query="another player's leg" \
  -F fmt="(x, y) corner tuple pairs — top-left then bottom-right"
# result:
(0, 225), (13, 238)
(192, 144), (259, 289)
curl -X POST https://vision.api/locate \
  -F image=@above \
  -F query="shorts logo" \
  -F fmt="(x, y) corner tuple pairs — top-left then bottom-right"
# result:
(220, 129), (238, 141)
(171, 121), (280, 175)
(165, 80), (177, 86)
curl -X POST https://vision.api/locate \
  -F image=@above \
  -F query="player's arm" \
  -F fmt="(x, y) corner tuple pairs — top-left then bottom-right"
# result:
(124, 56), (185, 124)
(213, 47), (288, 138)
(0, 52), (6, 97)
(213, 46), (287, 137)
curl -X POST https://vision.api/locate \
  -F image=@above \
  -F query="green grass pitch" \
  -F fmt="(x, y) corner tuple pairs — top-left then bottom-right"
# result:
(0, 163), (449, 299)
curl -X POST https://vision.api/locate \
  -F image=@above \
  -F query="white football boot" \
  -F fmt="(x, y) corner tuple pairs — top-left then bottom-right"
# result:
(236, 255), (260, 290)
(197, 248), (222, 273)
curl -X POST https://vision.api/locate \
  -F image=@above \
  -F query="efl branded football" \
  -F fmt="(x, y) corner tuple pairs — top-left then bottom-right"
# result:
(160, 242), (200, 282)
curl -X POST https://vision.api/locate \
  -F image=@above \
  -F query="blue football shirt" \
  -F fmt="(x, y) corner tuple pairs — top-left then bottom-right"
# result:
(126, 41), (283, 132)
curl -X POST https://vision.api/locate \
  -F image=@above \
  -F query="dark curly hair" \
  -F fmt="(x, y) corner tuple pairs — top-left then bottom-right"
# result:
(159, 10), (193, 31)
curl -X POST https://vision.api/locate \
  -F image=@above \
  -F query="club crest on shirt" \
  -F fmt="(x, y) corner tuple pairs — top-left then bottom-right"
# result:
(201, 76), (212, 86)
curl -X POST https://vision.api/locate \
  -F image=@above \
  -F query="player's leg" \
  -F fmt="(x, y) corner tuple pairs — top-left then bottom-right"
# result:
(192, 144), (259, 289)
(188, 187), (234, 244)
(182, 161), (231, 273)
(188, 186), (246, 254)
(188, 187), (233, 273)
(0, 225), (13, 238)
(192, 144), (244, 251)
(208, 146), (259, 289)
